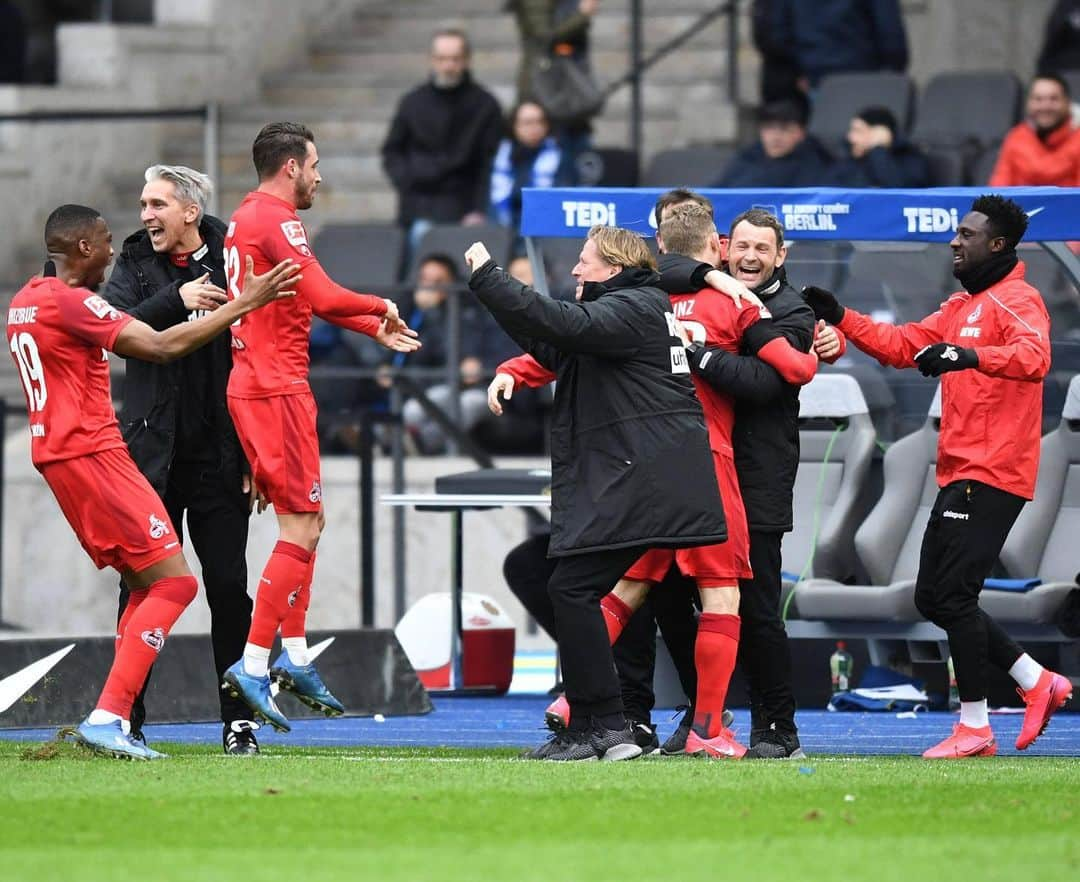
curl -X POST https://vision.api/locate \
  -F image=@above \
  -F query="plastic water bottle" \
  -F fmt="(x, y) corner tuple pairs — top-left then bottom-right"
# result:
(947, 656), (960, 710)
(830, 641), (853, 692)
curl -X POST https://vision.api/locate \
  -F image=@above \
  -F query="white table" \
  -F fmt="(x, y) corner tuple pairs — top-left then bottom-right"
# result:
(381, 493), (551, 691)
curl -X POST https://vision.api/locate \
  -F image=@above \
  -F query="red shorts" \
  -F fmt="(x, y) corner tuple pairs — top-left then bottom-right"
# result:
(625, 447), (751, 584)
(228, 392), (322, 514)
(40, 447), (180, 573)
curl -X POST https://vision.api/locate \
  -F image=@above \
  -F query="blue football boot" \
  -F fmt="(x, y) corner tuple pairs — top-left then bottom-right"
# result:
(222, 660), (291, 732)
(269, 653), (345, 717)
(73, 718), (166, 760)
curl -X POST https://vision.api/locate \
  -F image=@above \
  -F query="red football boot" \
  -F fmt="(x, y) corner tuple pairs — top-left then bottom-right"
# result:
(1016, 670), (1073, 750)
(545, 694), (570, 732)
(922, 723), (996, 758)
(684, 727), (747, 759)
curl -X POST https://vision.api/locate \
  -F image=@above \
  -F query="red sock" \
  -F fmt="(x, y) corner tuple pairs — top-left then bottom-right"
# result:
(692, 613), (741, 738)
(280, 552), (315, 639)
(248, 541), (313, 648)
(97, 576), (197, 718)
(600, 593), (634, 645)
(115, 588), (149, 652)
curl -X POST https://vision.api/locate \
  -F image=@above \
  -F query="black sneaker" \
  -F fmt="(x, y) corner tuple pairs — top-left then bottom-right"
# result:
(745, 727), (805, 760)
(223, 720), (261, 755)
(660, 707), (734, 755)
(630, 720), (660, 755)
(527, 721), (643, 762)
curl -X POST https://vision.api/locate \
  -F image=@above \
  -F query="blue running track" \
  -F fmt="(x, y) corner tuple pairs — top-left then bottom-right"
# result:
(1, 696), (1077, 756)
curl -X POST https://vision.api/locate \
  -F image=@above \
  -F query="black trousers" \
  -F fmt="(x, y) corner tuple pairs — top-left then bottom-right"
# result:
(503, 535), (699, 722)
(913, 480), (1026, 703)
(119, 461), (252, 728)
(738, 529), (797, 736)
(546, 544), (651, 722)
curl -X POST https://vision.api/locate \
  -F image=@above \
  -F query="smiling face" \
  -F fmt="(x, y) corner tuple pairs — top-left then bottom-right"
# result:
(571, 237), (620, 300)
(727, 219), (785, 286)
(140, 178), (199, 255)
(1026, 77), (1071, 133)
(950, 211), (1002, 277)
(83, 217), (114, 290)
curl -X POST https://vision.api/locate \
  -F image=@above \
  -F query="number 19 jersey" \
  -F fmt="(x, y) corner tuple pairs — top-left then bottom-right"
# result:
(5, 276), (133, 467)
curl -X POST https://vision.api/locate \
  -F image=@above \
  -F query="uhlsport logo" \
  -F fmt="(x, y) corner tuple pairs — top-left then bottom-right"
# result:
(309, 480), (322, 503)
(141, 628), (166, 651)
(148, 514), (170, 539)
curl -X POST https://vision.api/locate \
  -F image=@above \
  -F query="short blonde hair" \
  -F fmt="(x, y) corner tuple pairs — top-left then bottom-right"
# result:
(657, 202), (716, 257)
(587, 225), (657, 271)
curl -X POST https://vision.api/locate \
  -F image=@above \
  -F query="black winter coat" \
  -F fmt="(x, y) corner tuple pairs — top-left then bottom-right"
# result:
(381, 73), (504, 226)
(657, 256), (814, 532)
(469, 260), (727, 556)
(102, 217), (246, 496)
(715, 135), (834, 189)
(827, 141), (931, 189)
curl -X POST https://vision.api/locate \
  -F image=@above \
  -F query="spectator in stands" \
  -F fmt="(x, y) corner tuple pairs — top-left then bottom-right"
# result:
(489, 101), (574, 232)
(829, 106), (930, 188)
(381, 29), (503, 253)
(989, 74), (1080, 186)
(393, 254), (490, 454)
(715, 98), (833, 189)
(0, 1), (27, 83)
(1038, 0), (1080, 75)
(765, 0), (908, 94)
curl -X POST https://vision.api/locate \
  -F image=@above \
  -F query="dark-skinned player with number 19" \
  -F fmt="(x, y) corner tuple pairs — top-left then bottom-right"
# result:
(220, 122), (421, 733)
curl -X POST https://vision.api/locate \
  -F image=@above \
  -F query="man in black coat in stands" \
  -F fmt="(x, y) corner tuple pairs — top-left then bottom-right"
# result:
(381, 28), (503, 251)
(466, 225), (727, 762)
(103, 165), (260, 756)
(828, 106), (931, 188)
(715, 99), (834, 189)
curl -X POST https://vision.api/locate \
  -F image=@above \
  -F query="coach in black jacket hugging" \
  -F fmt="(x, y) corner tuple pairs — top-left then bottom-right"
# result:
(103, 164), (258, 755)
(465, 226), (727, 762)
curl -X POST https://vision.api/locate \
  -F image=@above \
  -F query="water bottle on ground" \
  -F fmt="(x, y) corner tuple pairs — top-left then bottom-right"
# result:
(829, 641), (853, 693)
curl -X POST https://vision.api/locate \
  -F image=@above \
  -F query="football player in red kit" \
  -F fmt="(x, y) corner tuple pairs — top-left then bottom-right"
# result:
(221, 122), (420, 732)
(494, 203), (819, 758)
(5, 204), (299, 760)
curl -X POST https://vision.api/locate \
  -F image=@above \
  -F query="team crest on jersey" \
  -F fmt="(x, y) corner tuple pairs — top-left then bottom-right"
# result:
(141, 628), (166, 652)
(281, 220), (312, 256)
(83, 295), (121, 321)
(288, 588), (300, 608)
(309, 481), (322, 503)
(967, 303), (982, 324)
(148, 513), (170, 540)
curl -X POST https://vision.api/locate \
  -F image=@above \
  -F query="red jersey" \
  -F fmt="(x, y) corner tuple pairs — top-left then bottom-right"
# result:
(5, 277), (133, 467)
(224, 190), (386, 399)
(837, 261), (1050, 498)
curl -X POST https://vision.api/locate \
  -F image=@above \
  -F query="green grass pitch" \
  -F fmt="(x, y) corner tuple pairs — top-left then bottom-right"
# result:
(1, 739), (1076, 882)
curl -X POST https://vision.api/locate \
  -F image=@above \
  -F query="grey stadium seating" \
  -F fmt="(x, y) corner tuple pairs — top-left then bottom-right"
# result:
(793, 384), (944, 622)
(410, 223), (512, 282)
(911, 71), (1021, 152)
(783, 374), (877, 588)
(311, 223), (405, 290)
(642, 146), (735, 188)
(808, 72), (915, 156)
(987, 374), (1080, 624)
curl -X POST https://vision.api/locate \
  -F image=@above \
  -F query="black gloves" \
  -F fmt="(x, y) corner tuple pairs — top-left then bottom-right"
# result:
(802, 286), (845, 325)
(914, 343), (979, 377)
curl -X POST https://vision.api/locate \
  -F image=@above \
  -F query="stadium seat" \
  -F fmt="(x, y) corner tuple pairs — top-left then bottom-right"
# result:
(642, 146), (735, 188)
(971, 142), (1001, 185)
(924, 148), (967, 186)
(911, 71), (1021, 153)
(794, 385), (943, 621)
(987, 375), (1080, 624)
(574, 147), (639, 187)
(809, 72), (915, 154)
(783, 374), (878, 589)
(312, 223), (405, 290)
(411, 223), (513, 281)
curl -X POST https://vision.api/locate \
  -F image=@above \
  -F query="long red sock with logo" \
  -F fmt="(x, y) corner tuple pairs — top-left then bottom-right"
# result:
(600, 593), (634, 645)
(280, 552), (315, 640)
(247, 541), (313, 649)
(115, 588), (149, 654)
(97, 576), (197, 718)
(691, 613), (741, 739)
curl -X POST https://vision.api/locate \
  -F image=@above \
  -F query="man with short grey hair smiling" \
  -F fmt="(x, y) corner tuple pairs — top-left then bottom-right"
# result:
(103, 164), (260, 755)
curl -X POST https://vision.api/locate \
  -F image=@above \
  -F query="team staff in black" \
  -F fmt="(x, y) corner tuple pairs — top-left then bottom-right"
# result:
(657, 206), (814, 758)
(466, 225), (727, 761)
(103, 164), (259, 755)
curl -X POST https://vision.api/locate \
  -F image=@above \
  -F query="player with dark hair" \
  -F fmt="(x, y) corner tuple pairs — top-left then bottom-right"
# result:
(806, 194), (1072, 758)
(6, 205), (299, 760)
(221, 123), (421, 733)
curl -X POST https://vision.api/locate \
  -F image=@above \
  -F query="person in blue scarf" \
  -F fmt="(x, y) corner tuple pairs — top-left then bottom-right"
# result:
(489, 101), (574, 231)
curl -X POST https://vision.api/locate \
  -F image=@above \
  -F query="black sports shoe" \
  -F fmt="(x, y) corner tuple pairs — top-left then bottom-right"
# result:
(630, 720), (660, 755)
(525, 721), (644, 762)
(223, 720), (261, 755)
(128, 728), (147, 746)
(660, 707), (734, 755)
(745, 727), (805, 760)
